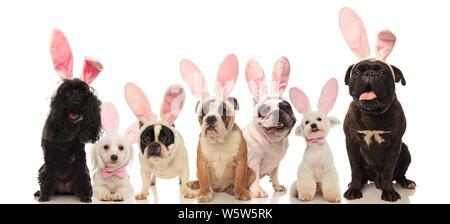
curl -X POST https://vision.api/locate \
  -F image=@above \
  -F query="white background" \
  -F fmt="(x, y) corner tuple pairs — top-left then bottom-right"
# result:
(0, 0), (448, 204)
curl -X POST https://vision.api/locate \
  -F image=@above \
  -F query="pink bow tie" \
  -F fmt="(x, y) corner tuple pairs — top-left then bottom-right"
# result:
(102, 166), (125, 178)
(305, 137), (326, 145)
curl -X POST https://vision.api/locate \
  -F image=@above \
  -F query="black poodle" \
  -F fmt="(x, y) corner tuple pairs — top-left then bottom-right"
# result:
(34, 79), (102, 202)
(35, 29), (104, 202)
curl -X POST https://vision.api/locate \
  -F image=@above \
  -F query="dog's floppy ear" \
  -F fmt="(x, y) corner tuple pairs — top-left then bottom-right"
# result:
(271, 56), (290, 96)
(328, 116), (341, 128)
(124, 82), (157, 124)
(289, 87), (311, 114)
(161, 84), (185, 125)
(82, 56), (103, 84)
(101, 102), (119, 134)
(91, 144), (99, 170)
(124, 145), (134, 167)
(391, 65), (406, 86)
(339, 7), (370, 59)
(376, 30), (396, 60)
(50, 29), (73, 80)
(245, 59), (267, 101)
(295, 125), (304, 137)
(345, 64), (353, 85)
(180, 59), (209, 100)
(124, 121), (140, 144)
(227, 97), (239, 110)
(318, 78), (338, 114)
(215, 54), (239, 99)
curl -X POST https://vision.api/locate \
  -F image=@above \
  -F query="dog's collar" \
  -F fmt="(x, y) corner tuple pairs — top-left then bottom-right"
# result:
(305, 136), (326, 145)
(102, 166), (125, 178)
(350, 58), (395, 80)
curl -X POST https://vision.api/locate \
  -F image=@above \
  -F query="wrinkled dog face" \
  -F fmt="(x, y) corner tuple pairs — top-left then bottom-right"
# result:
(255, 98), (296, 137)
(346, 59), (405, 113)
(98, 135), (132, 169)
(196, 97), (238, 139)
(139, 124), (175, 161)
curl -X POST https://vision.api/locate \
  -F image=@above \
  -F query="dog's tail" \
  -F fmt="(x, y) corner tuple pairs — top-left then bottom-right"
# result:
(290, 181), (298, 197)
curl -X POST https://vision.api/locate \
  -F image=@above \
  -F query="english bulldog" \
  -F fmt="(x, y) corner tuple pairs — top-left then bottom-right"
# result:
(243, 57), (296, 198)
(180, 54), (256, 203)
(339, 7), (416, 202)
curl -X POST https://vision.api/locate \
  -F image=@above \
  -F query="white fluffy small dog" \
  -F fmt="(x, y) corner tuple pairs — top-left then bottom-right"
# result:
(91, 103), (138, 201)
(289, 78), (341, 202)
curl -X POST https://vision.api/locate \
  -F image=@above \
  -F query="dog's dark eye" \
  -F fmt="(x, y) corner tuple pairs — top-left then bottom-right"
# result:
(354, 70), (360, 75)
(317, 118), (322, 121)
(64, 91), (70, 96)
(305, 121), (309, 125)
(103, 145), (109, 150)
(118, 145), (124, 151)
(380, 71), (385, 75)
(161, 137), (168, 143)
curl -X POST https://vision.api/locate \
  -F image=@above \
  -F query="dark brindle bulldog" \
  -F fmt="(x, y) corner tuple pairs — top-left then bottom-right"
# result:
(339, 7), (416, 202)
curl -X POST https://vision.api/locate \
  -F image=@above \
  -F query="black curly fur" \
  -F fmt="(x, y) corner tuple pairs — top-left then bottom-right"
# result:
(35, 78), (102, 202)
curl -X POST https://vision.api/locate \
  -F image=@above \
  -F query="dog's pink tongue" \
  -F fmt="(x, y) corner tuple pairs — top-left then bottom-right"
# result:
(69, 113), (79, 119)
(359, 91), (377, 101)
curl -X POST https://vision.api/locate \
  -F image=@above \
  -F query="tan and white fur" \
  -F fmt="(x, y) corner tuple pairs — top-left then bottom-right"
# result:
(91, 103), (138, 201)
(289, 78), (341, 202)
(180, 54), (256, 203)
(243, 57), (297, 198)
(124, 83), (195, 200)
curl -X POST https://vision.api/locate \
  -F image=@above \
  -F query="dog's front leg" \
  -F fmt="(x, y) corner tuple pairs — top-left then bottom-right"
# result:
(197, 159), (213, 203)
(380, 139), (402, 202)
(36, 164), (56, 202)
(320, 167), (341, 202)
(234, 156), (252, 201)
(343, 137), (364, 200)
(270, 166), (286, 192)
(180, 166), (195, 199)
(249, 160), (268, 198)
(94, 185), (113, 201)
(72, 153), (93, 203)
(135, 167), (151, 200)
(112, 185), (134, 201)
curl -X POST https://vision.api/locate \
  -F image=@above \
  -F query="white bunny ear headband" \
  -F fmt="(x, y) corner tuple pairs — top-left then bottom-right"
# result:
(179, 54), (239, 104)
(124, 82), (186, 127)
(100, 102), (139, 144)
(289, 78), (339, 115)
(244, 56), (291, 102)
(339, 7), (396, 80)
(50, 29), (103, 84)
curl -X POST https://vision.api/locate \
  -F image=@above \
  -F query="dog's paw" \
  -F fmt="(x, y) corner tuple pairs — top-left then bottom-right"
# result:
(100, 192), (113, 201)
(252, 187), (268, 198)
(135, 191), (149, 200)
(273, 184), (287, 192)
(186, 180), (200, 190)
(38, 195), (50, 202)
(235, 188), (252, 201)
(197, 191), (213, 203)
(299, 192), (314, 201)
(323, 190), (341, 203)
(112, 193), (124, 201)
(343, 188), (363, 200)
(80, 196), (92, 203)
(183, 189), (196, 199)
(399, 179), (416, 189)
(381, 190), (401, 202)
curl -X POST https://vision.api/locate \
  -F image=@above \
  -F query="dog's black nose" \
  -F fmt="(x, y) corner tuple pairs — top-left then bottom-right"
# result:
(206, 115), (217, 125)
(311, 123), (317, 129)
(148, 142), (161, 155)
(110, 155), (118, 161)
(72, 101), (81, 107)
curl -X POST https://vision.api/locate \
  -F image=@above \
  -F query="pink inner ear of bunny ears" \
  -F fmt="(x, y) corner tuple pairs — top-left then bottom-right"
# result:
(216, 54), (239, 99)
(289, 87), (311, 113)
(245, 59), (267, 100)
(50, 29), (73, 80)
(161, 84), (185, 124)
(180, 59), (209, 100)
(82, 56), (103, 84)
(101, 102), (119, 134)
(376, 30), (396, 60)
(271, 56), (290, 95)
(124, 83), (155, 123)
(124, 121), (140, 144)
(339, 7), (370, 59)
(318, 78), (338, 114)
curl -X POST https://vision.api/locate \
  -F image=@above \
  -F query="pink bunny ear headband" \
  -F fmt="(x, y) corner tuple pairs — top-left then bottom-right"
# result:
(124, 82), (186, 126)
(289, 78), (339, 115)
(245, 56), (291, 101)
(180, 54), (239, 103)
(50, 29), (103, 84)
(339, 7), (396, 80)
(100, 102), (139, 144)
